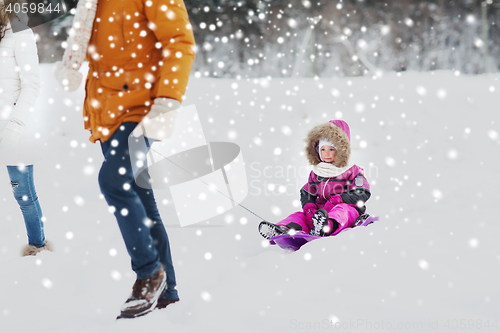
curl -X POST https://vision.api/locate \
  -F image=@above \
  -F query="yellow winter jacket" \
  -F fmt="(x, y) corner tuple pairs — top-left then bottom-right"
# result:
(84, 0), (195, 143)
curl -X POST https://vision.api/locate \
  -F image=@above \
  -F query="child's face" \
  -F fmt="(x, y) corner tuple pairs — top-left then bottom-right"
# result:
(320, 145), (336, 163)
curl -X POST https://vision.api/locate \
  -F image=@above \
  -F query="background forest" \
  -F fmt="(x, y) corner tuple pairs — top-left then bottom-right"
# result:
(29, 0), (500, 77)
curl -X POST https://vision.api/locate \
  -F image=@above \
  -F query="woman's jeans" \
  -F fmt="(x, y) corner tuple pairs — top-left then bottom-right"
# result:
(7, 165), (45, 248)
(98, 122), (178, 300)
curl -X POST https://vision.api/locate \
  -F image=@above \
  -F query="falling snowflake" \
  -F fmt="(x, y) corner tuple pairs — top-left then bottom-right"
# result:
(74, 196), (85, 206)
(42, 278), (53, 289)
(418, 259), (430, 270)
(432, 189), (443, 201)
(110, 270), (122, 281)
(416, 86), (427, 96)
(469, 238), (479, 248)
(200, 291), (212, 302)
(385, 157), (396, 167)
(436, 89), (447, 99)
(447, 149), (458, 160)
(281, 126), (292, 136)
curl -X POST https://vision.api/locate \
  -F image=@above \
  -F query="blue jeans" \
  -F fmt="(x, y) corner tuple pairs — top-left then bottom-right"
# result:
(98, 122), (178, 300)
(7, 165), (45, 248)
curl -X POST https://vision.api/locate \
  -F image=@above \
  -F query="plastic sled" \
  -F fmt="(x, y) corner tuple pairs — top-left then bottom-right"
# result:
(269, 214), (379, 252)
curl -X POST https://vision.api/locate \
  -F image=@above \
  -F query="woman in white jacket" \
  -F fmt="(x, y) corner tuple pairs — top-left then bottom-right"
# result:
(0, 0), (51, 256)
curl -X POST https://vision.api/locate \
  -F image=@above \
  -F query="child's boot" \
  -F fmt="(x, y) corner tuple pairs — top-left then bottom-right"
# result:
(310, 209), (338, 236)
(258, 221), (289, 239)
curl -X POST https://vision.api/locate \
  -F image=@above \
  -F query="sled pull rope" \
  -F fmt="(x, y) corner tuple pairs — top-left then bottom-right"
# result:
(149, 147), (266, 222)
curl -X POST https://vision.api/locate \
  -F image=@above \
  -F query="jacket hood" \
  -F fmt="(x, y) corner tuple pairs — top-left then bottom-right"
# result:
(305, 119), (351, 167)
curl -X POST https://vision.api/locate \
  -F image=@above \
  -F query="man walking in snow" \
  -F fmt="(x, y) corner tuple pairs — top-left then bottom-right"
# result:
(55, 0), (195, 318)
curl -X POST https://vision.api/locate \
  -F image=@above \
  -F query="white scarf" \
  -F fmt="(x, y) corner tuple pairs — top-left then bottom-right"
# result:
(312, 162), (354, 178)
(54, 0), (98, 91)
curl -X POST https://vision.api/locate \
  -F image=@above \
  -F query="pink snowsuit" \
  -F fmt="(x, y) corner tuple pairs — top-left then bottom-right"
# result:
(277, 165), (370, 235)
(276, 119), (371, 236)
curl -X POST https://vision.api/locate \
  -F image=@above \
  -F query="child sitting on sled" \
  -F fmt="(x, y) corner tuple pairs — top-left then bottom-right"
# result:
(259, 119), (371, 239)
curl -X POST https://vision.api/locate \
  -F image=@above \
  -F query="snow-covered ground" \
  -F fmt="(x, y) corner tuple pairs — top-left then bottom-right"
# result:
(1, 64), (499, 333)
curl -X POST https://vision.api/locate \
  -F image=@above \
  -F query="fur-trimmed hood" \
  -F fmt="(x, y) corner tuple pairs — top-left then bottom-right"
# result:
(305, 120), (351, 167)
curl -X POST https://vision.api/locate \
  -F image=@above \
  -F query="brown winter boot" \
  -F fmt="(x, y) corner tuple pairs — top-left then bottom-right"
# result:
(156, 297), (180, 309)
(118, 266), (167, 319)
(21, 240), (54, 257)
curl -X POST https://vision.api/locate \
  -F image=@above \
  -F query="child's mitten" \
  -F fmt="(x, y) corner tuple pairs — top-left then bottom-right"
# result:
(132, 98), (180, 141)
(303, 202), (318, 226)
(324, 194), (343, 212)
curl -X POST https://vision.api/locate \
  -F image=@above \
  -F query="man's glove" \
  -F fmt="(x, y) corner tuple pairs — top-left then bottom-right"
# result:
(132, 98), (180, 141)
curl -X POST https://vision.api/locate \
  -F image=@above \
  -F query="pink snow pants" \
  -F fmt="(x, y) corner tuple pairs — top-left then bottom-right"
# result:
(277, 203), (360, 236)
